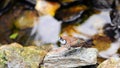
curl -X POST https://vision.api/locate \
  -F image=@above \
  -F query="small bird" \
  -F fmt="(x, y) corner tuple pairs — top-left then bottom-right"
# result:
(59, 36), (92, 49)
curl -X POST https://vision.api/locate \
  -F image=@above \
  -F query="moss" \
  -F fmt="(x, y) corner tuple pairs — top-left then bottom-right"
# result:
(0, 51), (7, 68)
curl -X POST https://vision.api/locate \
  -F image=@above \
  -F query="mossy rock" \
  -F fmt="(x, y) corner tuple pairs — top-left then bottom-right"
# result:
(0, 43), (53, 68)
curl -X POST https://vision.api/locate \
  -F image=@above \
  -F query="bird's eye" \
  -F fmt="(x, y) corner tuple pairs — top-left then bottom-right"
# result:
(59, 37), (67, 45)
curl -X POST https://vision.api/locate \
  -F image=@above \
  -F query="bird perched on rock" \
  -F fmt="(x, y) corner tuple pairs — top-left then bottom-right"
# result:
(59, 36), (93, 49)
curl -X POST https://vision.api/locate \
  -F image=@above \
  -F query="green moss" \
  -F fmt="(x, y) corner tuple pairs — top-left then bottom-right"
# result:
(0, 51), (7, 67)
(9, 33), (18, 39)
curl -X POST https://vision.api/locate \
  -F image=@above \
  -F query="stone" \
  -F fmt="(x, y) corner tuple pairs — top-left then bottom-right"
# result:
(43, 47), (98, 68)
(14, 11), (37, 29)
(97, 57), (120, 68)
(35, 0), (60, 16)
(0, 43), (53, 68)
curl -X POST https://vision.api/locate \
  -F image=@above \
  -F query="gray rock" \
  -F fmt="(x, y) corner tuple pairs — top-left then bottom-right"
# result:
(43, 47), (98, 68)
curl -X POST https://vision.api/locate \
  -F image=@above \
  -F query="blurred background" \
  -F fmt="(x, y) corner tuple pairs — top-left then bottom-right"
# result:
(0, 0), (120, 68)
(0, 0), (119, 45)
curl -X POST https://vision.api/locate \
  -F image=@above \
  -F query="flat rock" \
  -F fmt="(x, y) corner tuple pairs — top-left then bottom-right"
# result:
(43, 47), (98, 68)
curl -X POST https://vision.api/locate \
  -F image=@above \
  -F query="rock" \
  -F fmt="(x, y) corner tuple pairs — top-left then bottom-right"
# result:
(0, 43), (53, 68)
(91, 0), (114, 9)
(92, 34), (120, 59)
(81, 64), (98, 68)
(97, 57), (120, 68)
(35, 0), (60, 16)
(14, 11), (37, 29)
(110, 0), (120, 28)
(43, 47), (98, 68)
